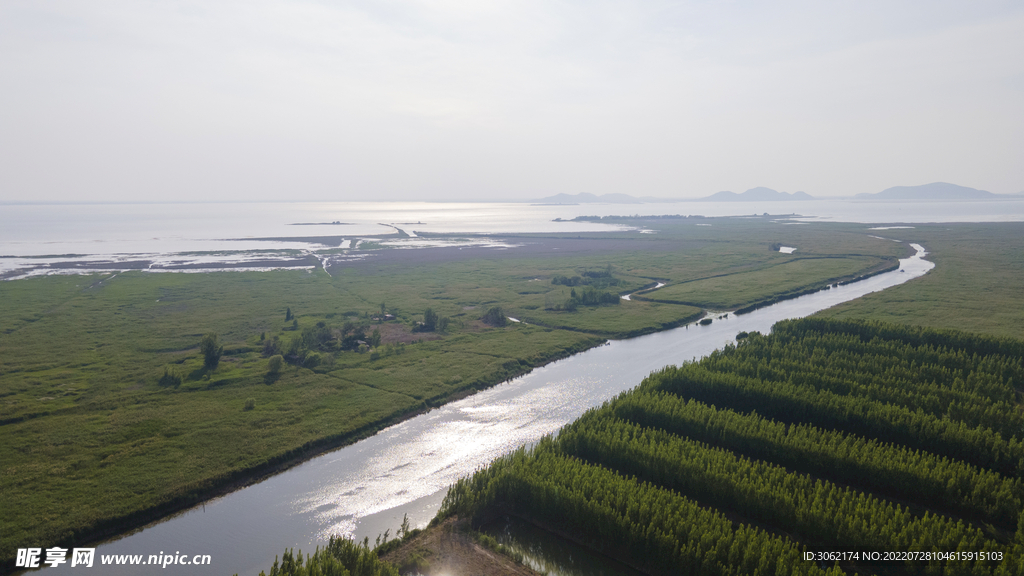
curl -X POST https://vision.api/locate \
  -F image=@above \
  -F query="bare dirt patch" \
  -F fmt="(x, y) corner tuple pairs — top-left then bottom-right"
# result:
(381, 517), (539, 576)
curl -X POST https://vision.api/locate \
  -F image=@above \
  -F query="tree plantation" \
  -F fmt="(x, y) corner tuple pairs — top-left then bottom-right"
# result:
(438, 319), (1024, 575)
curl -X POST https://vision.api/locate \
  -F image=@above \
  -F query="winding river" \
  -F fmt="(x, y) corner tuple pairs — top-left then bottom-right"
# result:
(40, 245), (933, 576)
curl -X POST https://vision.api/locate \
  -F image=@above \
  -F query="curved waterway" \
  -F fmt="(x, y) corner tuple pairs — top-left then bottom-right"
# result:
(41, 245), (933, 576)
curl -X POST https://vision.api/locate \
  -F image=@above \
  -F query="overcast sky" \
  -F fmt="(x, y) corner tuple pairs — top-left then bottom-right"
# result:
(1, 1), (1022, 202)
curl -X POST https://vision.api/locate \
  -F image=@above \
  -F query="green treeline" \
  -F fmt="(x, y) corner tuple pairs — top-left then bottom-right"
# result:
(440, 318), (1023, 574)
(607, 391), (1023, 528)
(551, 266), (623, 289)
(557, 414), (998, 554)
(547, 286), (622, 312)
(651, 363), (1024, 477)
(254, 536), (398, 576)
(441, 444), (842, 576)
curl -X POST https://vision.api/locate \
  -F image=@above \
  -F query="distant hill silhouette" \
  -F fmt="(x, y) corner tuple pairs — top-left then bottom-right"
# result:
(527, 185), (1019, 204)
(856, 182), (997, 200)
(698, 187), (814, 202)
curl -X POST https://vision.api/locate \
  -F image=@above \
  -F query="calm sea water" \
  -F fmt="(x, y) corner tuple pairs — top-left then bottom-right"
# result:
(2, 199), (1022, 278)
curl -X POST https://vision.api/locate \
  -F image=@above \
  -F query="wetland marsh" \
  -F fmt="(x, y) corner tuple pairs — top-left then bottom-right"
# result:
(3, 203), (1024, 575)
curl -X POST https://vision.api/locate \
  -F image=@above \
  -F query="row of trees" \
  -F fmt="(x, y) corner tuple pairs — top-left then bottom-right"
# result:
(547, 286), (621, 312)
(773, 317), (1024, 361)
(649, 363), (1024, 477)
(260, 320), (383, 367)
(556, 414), (1000, 554)
(551, 266), (623, 289)
(438, 319), (1021, 574)
(607, 390), (1023, 527)
(441, 445), (841, 576)
(701, 332), (1022, 435)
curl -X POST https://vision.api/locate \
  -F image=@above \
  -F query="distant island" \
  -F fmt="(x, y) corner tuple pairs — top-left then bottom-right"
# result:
(697, 187), (814, 202)
(529, 183), (1020, 204)
(855, 182), (999, 201)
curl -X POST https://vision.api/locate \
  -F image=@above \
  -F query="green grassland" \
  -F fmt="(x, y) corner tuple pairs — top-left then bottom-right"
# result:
(0, 216), (929, 563)
(638, 255), (893, 309)
(816, 222), (1024, 339)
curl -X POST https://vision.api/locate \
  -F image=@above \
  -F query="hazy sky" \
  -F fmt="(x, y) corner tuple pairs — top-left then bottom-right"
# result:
(2, 1), (1022, 202)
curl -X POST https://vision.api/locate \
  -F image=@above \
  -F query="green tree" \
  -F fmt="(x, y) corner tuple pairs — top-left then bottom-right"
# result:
(200, 333), (223, 370)
(267, 354), (284, 374)
(285, 307), (292, 321)
(398, 513), (410, 538)
(301, 321), (333, 351)
(370, 328), (382, 347)
(481, 306), (508, 327)
(422, 308), (438, 331)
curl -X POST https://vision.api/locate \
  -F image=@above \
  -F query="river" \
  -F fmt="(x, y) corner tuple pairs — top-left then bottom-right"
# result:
(36, 244), (933, 576)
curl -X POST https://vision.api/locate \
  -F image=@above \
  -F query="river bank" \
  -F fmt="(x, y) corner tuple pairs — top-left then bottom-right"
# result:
(2, 331), (603, 576)
(21, 242), (934, 576)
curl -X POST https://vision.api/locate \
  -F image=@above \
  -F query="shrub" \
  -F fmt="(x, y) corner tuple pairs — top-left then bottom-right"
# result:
(400, 553), (431, 574)
(267, 354), (284, 374)
(481, 306), (508, 327)
(263, 336), (281, 357)
(243, 398), (255, 411)
(158, 367), (182, 388)
(423, 308), (438, 331)
(413, 308), (450, 333)
(199, 334), (223, 369)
